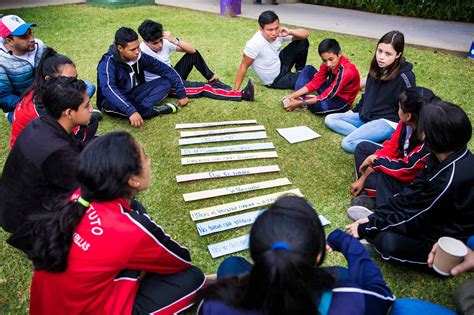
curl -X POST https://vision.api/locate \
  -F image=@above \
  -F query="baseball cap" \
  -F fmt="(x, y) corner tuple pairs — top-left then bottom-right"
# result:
(0, 15), (37, 38)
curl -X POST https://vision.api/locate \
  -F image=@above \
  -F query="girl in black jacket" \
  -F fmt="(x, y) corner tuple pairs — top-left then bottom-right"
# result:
(324, 30), (416, 153)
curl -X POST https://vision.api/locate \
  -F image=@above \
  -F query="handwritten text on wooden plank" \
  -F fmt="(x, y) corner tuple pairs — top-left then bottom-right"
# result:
(180, 125), (265, 138)
(176, 120), (257, 129)
(208, 234), (250, 258)
(177, 165), (280, 183)
(179, 131), (267, 146)
(181, 151), (278, 165)
(196, 210), (263, 236)
(189, 189), (303, 221)
(183, 178), (291, 202)
(180, 142), (275, 156)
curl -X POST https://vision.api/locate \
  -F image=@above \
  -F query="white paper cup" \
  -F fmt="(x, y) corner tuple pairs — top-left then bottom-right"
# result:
(433, 237), (468, 276)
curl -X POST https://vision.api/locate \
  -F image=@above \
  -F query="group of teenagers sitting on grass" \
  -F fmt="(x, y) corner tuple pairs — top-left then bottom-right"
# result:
(0, 9), (473, 315)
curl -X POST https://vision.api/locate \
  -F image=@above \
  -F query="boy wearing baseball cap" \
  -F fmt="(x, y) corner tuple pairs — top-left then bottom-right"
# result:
(0, 15), (45, 123)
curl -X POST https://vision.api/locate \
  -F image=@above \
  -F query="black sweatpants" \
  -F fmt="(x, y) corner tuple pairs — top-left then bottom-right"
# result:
(367, 232), (432, 265)
(269, 39), (309, 89)
(132, 266), (205, 314)
(174, 50), (214, 81)
(354, 141), (405, 207)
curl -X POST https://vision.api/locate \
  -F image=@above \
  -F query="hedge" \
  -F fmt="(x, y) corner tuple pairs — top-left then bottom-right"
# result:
(301, 0), (473, 23)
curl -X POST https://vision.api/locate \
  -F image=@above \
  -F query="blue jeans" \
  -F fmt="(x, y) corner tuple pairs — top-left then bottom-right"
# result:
(324, 111), (396, 153)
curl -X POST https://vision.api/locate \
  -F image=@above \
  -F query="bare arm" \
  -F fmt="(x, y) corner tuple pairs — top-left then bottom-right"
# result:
(280, 27), (309, 40)
(234, 54), (254, 90)
(165, 33), (196, 54)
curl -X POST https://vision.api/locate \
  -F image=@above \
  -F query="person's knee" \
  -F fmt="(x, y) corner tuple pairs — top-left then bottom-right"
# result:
(324, 114), (336, 129)
(300, 38), (309, 47)
(217, 256), (249, 278)
(341, 137), (356, 153)
(354, 141), (372, 156)
(184, 266), (205, 291)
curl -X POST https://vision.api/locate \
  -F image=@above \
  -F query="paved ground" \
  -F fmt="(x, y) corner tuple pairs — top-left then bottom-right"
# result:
(1, 0), (472, 54)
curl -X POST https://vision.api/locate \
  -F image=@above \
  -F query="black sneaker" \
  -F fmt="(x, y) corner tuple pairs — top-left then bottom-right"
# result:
(350, 194), (376, 210)
(241, 78), (255, 102)
(154, 103), (178, 116)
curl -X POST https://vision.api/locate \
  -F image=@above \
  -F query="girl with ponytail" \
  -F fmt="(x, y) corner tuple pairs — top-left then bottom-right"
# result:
(27, 131), (205, 315)
(10, 47), (99, 149)
(197, 195), (395, 315)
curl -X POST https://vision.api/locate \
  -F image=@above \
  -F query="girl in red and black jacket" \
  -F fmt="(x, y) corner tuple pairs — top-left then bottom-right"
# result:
(10, 47), (98, 149)
(347, 101), (474, 266)
(23, 131), (205, 315)
(349, 87), (439, 209)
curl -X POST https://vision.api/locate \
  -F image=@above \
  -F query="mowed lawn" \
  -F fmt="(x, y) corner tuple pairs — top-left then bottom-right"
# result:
(0, 3), (473, 313)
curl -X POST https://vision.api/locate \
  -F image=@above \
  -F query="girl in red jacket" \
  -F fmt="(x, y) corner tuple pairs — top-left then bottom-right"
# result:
(349, 87), (438, 212)
(25, 131), (205, 315)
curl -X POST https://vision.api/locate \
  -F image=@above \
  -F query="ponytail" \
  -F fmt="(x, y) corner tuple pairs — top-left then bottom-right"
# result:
(26, 195), (90, 272)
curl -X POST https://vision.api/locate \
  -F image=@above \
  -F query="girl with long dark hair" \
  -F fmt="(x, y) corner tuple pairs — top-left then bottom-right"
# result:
(26, 131), (205, 314)
(10, 47), (98, 149)
(325, 30), (416, 153)
(348, 87), (439, 212)
(197, 195), (394, 315)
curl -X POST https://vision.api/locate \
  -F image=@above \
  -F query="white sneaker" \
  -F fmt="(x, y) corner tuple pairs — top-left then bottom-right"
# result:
(347, 206), (373, 222)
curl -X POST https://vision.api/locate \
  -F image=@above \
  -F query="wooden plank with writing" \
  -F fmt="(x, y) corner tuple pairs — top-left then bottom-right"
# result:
(180, 125), (265, 138)
(181, 151), (277, 165)
(177, 165), (280, 183)
(183, 178), (292, 202)
(180, 142), (275, 156)
(179, 131), (267, 146)
(208, 234), (250, 258)
(176, 120), (257, 129)
(189, 188), (303, 221)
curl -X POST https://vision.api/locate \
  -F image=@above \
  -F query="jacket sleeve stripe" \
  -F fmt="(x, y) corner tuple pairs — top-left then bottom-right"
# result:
(332, 287), (396, 301)
(379, 164), (455, 231)
(105, 56), (131, 108)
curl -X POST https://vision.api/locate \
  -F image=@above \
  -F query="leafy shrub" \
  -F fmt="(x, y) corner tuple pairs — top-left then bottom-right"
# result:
(301, 0), (473, 23)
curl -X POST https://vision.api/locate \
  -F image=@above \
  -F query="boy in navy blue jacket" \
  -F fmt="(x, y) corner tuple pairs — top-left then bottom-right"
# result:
(97, 27), (188, 128)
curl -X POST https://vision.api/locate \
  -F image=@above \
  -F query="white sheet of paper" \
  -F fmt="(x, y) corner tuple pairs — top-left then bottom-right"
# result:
(183, 177), (292, 202)
(181, 151), (278, 165)
(208, 234), (250, 258)
(189, 188), (303, 221)
(196, 210), (263, 236)
(179, 131), (267, 146)
(318, 214), (331, 226)
(180, 142), (275, 156)
(176, 165), (280, 182)
(176, 120), (257, 129)
(276, 126), (321, 144)
(180, 125), (265, 138)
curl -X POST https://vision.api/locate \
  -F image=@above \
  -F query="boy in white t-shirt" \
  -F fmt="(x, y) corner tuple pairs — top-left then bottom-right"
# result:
(138, 20), (254, 102)
(234, 10), (313, 91)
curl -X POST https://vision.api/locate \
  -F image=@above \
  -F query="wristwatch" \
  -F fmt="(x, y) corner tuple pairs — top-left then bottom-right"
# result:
(301, 99), (308, 109)
(174, 37), (180, 45)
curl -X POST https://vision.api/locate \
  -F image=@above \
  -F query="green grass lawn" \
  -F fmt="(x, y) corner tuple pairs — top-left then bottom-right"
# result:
(0, 3), (473, 313)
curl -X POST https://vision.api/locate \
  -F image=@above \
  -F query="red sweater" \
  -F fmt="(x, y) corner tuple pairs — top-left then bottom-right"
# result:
(372, 121), (430, 183)
(30, 194), (201, 315)
(304, 55), (360, 105)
